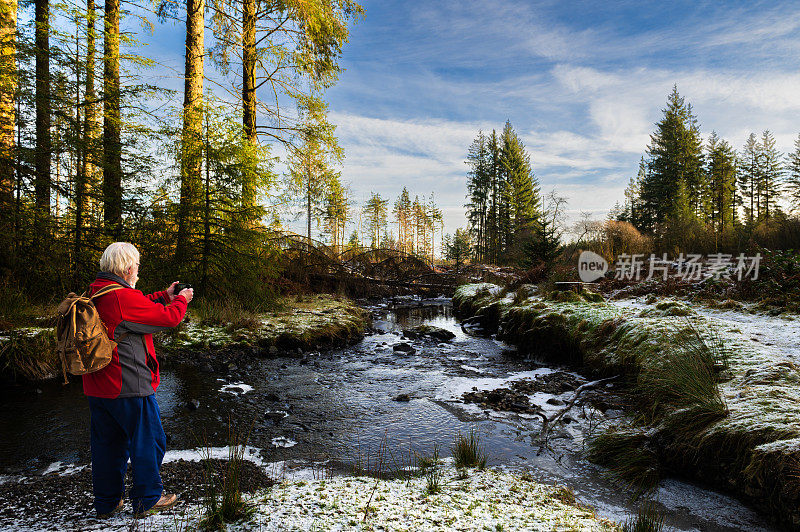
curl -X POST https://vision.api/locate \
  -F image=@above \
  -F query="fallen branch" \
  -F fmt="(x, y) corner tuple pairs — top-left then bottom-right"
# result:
(539, 376), (619, 440)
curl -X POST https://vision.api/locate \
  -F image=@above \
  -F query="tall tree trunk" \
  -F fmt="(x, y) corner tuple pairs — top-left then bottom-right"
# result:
(102, 0), (122, 238)
(77, 0), (97, 254)
(0, 0), (17, 249)
(306, 152), (311, 242)
(34, 0), (51, 217)
(177, 0), (204, 262)
(74, 24), (85, 278)
(241, 0), (256, 206)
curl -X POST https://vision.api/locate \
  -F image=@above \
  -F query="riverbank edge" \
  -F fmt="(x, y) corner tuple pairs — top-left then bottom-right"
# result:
(1, 463), (622, 531)
(0, 293), (370, 382)
(453, 283), (800, 530)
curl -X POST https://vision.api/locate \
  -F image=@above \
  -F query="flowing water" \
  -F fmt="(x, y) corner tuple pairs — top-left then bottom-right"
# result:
(0, 296), (777, 531)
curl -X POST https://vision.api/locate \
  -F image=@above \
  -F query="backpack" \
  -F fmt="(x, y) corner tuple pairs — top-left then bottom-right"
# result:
(55, 284), (126, 384)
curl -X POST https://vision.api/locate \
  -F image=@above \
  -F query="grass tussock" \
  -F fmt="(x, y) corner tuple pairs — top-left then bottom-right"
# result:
(451, 428), (487, 470)
(622, 500), (665, 532)
(422, 444), (442, 495)
(635, 319), (728, 429)
(587, 430), (661, 499)
(198, 421), (256, 531)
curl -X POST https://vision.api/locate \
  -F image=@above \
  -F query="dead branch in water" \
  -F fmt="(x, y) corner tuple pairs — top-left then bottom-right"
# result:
(537, 376), (619, 453)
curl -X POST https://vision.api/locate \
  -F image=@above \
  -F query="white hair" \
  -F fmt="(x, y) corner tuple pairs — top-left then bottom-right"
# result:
(99, 242), (140, 277)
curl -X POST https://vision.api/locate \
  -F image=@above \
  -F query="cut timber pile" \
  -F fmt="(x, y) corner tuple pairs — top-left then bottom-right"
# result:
(453, 283), (800, 530)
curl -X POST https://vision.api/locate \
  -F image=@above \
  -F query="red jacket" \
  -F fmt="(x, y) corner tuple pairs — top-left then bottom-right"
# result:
(83, 273), (188, 398)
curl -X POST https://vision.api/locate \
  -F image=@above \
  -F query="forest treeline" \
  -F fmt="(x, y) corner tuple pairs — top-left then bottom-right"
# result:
(461, 88), (800, 269)
(0, 0), (379, 305)
(461, 120), (560, 268)
(612, 86), (800, 254)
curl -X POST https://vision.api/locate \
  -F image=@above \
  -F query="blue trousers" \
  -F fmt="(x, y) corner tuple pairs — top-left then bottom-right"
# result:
(88, 395), (166, 515)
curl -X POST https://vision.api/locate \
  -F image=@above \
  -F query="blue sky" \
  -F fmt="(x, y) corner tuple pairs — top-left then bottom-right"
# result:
(138, 0), (800, 238)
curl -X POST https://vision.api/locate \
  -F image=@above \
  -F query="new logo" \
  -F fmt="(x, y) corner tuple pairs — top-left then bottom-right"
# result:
(578, 250), (608, 282)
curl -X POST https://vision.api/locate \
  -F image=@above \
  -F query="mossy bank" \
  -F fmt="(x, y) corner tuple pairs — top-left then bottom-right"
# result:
(454, 283), (800, 530)
(0, 294), (370, 382)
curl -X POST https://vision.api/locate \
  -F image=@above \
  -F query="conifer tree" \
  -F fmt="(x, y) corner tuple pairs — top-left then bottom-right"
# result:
(705, 131), (737, 232)
(363, 192), (387, 248)
(465, 130), (489, 261)
(393, 187), (412, 253)
(758, 130), (782, 219)
(34, 0), (51, 220)
(102, 0), (122, 237)
(176, 0), (205, 261)
(640, 86), (704, 231)
(738, 132), (759, 226)
(499, 120), (540, 233)
(786, 134), (800, 213)
(485, 129), (501, 263)
(0, 0), (17, 241)
(322, 173), (348, 251)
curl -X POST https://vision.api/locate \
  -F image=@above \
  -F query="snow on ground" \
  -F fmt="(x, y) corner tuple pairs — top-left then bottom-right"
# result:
(612, 297), (800, 361)
(219, 382), (255, 395)
(271, 436), (297, 448)
(41, 461), (88, 476)
(3, 465), (619, 531)
(245, 466), (617, 531)
(163, 445), (267, 466)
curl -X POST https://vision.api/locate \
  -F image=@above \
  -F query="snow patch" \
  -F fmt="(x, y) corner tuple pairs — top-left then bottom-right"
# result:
(219, 382), (254, 395)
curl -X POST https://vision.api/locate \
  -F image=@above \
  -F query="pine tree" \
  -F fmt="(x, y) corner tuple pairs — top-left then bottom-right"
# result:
(738, 133), (759, 226)
(786, 134), (800, 213)
(363, 192), (388, 248)
(0, 0), (17, 249)
(444, 228), (470, 273)
(34, 0), (51, 221)
(485, 129), (501, 263)
(499, 120), (540, 233)
(323, 174), (348, 251)
(393, 187), (412, 253)
(639, 86), (704, 232)
(102, 0), (122, 237)
(705, 131), (737, 232)
(465, 130), (489, 262)
(176, 0), (205, 262)
(758, 130), (782, 220)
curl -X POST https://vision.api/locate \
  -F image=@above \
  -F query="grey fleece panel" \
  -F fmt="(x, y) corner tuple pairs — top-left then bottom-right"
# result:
(112, 324), (155, 398)
(119, 319), (170, 335)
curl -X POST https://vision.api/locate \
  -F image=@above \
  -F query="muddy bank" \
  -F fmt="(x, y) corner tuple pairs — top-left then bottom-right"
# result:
(453, 283), (800, 530)
(0, 294), (369, 382)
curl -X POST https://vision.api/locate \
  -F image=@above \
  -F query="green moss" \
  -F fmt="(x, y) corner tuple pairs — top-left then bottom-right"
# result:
(0, 328), (59, 381)
(456, 283), (800, 526)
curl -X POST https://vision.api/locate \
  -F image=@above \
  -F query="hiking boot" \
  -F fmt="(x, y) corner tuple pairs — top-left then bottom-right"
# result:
(97, 498), (124, 519)
(134, 493), (178, 518)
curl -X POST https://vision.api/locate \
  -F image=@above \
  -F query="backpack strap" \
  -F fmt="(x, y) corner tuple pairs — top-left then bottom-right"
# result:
(90, 284), (129, 343)
(90, 284), (126, 299)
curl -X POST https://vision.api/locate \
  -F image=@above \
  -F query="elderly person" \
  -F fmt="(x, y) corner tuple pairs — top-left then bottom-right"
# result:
(86, 242), (193, 517)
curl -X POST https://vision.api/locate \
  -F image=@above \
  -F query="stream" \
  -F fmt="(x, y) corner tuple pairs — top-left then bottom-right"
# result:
(0, 296), (779, 531)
